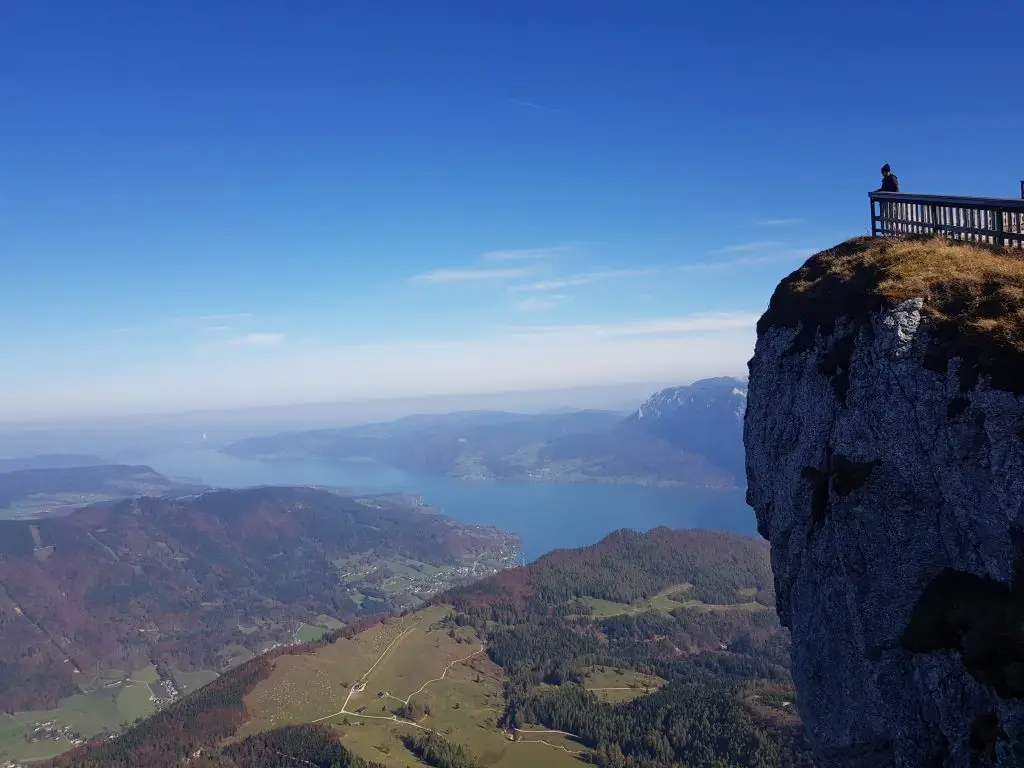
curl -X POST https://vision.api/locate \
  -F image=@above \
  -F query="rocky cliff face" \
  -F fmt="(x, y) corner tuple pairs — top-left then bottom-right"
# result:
(744, 236), (1024, 767)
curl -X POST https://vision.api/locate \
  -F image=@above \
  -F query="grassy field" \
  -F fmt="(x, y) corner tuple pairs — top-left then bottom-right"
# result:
(0, 664), (161, 763)
(0, 492), (119, 520)
(295, 622), (330, 643)
(582, 668), (665, 704)
(170, 667), (220, 694)
(316, 614), (346, 631)
(0, 715), (73, 764)
(578, 584), (769, 618)
(218, 644), (256, 670)
(237, 604), (585, 767)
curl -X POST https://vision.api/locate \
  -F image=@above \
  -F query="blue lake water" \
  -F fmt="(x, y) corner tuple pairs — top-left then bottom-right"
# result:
(131, 449), (757, 561)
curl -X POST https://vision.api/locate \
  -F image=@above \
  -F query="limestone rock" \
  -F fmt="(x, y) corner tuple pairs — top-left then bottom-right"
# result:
(745, 237), (1024, 767)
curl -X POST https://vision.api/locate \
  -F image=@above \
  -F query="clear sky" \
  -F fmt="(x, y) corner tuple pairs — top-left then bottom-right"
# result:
(2, 1), (1019, 421)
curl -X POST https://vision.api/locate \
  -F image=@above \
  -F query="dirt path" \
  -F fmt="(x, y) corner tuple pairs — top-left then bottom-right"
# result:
(393, 645), (485, 706)
(514, 726), (580, 738)
(311, 617), (424, 724)
(311, 621), (487, 740)
(514, 738), (583, 755)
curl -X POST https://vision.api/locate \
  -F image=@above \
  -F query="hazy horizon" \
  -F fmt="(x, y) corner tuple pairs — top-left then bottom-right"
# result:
(0, 377), (731, 459)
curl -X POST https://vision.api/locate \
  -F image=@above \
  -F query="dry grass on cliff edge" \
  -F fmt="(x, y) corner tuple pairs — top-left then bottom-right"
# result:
(759, 236), (1024, 394)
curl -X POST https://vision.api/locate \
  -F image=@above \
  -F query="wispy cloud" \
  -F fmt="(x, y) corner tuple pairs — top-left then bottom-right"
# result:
(224, 332), (285, 347)
(201, 325), (232, 333)
(515, 294), (571, 312)
(8, 310), (759, 420)
(481, 244), (573, 262)
(514, 312), (759, 339)
(513, 268), (657, 292)
(756, 218), (802, 226)
(195, 312), (252, 323)
(677, 252), (803, 272)
(786, 247), (818, 259)
(715, 241), (782, 254)
(509, 98), (564, 114)
(411, 267), (536, 284)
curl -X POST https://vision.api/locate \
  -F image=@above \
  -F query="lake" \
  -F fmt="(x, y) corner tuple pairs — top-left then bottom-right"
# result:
(130, 449), (758, 561)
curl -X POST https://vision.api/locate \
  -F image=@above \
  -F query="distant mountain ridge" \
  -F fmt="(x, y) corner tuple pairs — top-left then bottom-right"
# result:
(223, 378), (749, 488)
(627, 376), (747, 479)
(0, 453), (107, 473)
(0, 463), (206, 517)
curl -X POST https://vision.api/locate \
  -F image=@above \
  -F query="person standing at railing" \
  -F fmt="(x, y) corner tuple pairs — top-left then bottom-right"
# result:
(875, 164), (901, 235)
(878, 164), (900, 192)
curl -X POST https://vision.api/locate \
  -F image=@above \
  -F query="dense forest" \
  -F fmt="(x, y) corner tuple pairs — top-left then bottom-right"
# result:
(446, 527), (775, 615)
(0, 486), (513, 711)
(402, 732), (481, 768)
(57, 528), (811, 768)
(443, 528), (813, 768)
(66, 721), (382, 768)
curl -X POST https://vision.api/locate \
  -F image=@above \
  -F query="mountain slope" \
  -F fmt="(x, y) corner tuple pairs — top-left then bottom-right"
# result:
(0, 464), (202, 516)
(0, 454), (106, 473)
(222, 381), (749, 488)
(56, 528), (813, 768)
(626, 376), (747, 478)
(0, 487), (516, 715)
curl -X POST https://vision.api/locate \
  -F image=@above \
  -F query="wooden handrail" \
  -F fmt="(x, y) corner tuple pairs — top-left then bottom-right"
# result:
(871, 191), (1024, 209)
(869, 191), (1024, 248)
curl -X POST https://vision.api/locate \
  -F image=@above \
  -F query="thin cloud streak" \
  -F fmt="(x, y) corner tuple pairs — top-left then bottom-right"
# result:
(513, 312), (760, 339)
(411, 267), (536, 283)
(195, 312), (253, 323)
(678, 252), (803, 271)
(515, 294), (571, 312)
(513, 268), (658, 292)
(715, 241), (782, 254)
(481, 244), (574, 262)
(508, 98), (564, 114)
(224, 332), (285, 347)
(756, 218), (803, 226)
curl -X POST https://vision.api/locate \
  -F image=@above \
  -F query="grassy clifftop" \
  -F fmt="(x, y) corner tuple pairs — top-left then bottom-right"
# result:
(758, 236), (1024, 394)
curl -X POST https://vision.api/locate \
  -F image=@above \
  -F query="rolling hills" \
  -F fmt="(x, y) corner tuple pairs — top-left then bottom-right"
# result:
(222, 378), (749, 489)
(0, 486), (517, 763)
(0, 463), (205, 519)
(0, 455), (107, 473)
(55, 527), (813, 768)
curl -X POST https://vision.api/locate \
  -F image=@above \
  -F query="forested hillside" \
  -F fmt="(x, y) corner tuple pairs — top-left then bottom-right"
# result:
(444, 529), (808, 767)
(56, 528), (811, 768)
(0, 487), (516, 713)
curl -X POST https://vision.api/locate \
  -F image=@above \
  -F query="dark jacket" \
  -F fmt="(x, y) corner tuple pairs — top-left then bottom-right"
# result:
(880, 173), (900, 192)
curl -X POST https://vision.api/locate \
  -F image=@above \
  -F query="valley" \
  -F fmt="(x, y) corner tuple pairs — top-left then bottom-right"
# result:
(54, 528), (814, 768)
(0, 487), (518, 765)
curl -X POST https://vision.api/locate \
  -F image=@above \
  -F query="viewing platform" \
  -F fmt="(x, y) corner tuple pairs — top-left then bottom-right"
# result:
(870, 188), (1024, 249)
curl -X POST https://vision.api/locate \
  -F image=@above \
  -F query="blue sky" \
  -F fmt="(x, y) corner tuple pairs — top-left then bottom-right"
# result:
(1, 1), (1020, 420)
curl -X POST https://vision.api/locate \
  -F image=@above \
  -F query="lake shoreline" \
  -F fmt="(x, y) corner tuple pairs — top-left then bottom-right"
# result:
(127, 448), (757, 562)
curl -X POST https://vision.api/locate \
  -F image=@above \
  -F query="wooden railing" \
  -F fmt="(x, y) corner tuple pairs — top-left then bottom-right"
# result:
(870, 191), (1024, 248)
